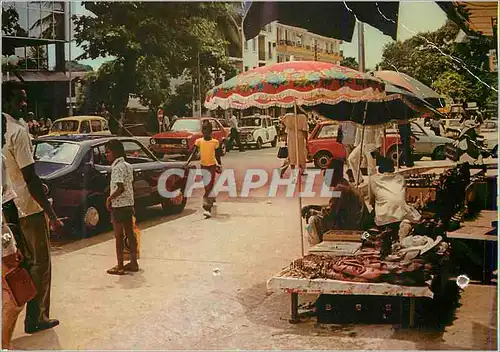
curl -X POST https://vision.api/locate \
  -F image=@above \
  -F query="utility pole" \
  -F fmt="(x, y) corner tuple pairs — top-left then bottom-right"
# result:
(357, 21), (365, 72)
(314, 41), (318, 61)
(68, 1), (73, 116)
(197, 50), (202, 117)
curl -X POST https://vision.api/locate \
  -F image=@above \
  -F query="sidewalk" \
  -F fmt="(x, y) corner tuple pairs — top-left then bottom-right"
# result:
(11, 200), (497, 350)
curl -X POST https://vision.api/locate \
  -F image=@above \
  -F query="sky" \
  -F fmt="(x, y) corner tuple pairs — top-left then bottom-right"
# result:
(70, 1), (448, 71)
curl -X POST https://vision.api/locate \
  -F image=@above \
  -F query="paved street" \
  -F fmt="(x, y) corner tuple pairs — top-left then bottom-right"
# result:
(11, 147), (497, 350)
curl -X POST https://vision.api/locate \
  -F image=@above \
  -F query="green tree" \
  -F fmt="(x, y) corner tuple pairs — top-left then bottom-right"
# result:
(379, 20), (497, 107)
(73, 2), (240, 119)
(340, 57), (359, 70)
(431, 71), (470, 101)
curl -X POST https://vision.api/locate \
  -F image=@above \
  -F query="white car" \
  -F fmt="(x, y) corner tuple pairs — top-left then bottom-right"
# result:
(238, 115), (278, 149)
(479, 120), (498, 157)
(411, 122), (454, 160)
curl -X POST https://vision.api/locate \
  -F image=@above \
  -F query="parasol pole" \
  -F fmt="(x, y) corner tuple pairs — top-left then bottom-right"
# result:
(294, 101), (305, 257)
(356, 102), (369, 189)
(396, 122), (400, 171)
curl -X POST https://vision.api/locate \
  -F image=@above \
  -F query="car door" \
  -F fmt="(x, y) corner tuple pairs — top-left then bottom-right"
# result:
(266, 117), (276, 141)
(411, 122), (433, 155)
(261, 117), (270, 143)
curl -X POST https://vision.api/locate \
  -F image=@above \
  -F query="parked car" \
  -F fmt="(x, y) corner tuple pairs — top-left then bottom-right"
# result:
(479, 120), (498, 157)
(410, 122), (454, 160)
(150, 117), (228, 159)
(118, 123), (154, 149)
(33, 135), (192, 236)
(46, 116), (111, 137)
(239, 114), (278, 149)
(308, 121), (415, 168)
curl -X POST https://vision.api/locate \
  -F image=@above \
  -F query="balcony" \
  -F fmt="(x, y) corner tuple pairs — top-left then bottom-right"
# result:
(276, 41), (343, 63)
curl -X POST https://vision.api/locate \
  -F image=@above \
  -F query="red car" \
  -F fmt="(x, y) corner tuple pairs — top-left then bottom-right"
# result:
(150, 117), (228, 159)
(307, 121), (415, 168)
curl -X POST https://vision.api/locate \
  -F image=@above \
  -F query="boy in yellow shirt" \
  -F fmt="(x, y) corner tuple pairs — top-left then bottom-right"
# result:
(186, 121), (222, 218)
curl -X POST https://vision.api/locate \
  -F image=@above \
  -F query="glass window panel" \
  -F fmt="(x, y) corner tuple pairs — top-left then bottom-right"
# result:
(28, 1), (41, 9)
(47, 44), (56, 71)
(28, 8), (41, 38)
(53, 12), (65, 40)
(10, 6), (29, 37)
(40, 11), (54, 39)
(15, 2), (28, 9)
(53, 2), (64, 12)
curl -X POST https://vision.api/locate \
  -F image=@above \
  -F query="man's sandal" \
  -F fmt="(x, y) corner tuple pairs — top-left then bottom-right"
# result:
(107, 266), (125, 275)
(124, 263), (139, 272)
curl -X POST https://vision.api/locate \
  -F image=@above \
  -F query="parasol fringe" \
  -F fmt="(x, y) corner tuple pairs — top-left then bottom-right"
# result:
(205, 90), (403, 110)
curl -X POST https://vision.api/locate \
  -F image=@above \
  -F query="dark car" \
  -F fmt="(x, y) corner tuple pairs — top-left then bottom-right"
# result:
(33, 135), (193, 236)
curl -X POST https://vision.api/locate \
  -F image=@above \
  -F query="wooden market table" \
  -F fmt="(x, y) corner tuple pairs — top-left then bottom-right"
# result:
(268, 239), (435, 327)
(267, 268), (433, 327)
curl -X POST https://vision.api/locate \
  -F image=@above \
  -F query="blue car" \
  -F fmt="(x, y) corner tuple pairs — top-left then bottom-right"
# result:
(33, 135), (192, 236)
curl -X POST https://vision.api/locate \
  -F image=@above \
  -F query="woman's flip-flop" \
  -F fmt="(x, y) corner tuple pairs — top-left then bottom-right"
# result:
(107, 266), (125, 275)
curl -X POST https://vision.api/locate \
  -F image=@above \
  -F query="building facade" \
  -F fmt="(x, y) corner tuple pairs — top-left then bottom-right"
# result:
(2, 1), (70, 119)
(230, 21), (344, 73)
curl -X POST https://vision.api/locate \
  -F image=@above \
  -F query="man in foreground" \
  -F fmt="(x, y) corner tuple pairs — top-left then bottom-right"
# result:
(2, 83), (62, 334)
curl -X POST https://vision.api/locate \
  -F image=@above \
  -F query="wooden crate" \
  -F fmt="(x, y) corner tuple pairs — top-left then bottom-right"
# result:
(322, 230), (363, 242)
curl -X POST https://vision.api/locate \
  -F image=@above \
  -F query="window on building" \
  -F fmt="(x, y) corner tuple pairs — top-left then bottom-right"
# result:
(268, 42), (272, 59)
(252, 38), (257, 52)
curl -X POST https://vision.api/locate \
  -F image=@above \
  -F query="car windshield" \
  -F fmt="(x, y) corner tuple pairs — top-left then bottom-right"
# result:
(170, 119), (200, 132)
(34, 141), (80, 165)
(51, 120), (79, 132)
(241, 118), (261, 127)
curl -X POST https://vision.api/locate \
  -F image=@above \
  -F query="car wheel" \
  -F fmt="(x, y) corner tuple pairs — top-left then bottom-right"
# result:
(431, 146), (446, 161)
(256, 138), (263, 150)
(271, 136), (278, 147)
(80, 198), (108, 237)
(314, 151), (333, 169)
(387, 145), (403, 165)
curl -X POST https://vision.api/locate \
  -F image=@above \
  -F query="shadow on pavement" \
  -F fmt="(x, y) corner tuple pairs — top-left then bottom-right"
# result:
(51, 206), (196, 256)
(12, 329), (62, 350)
(235, 281), (475, 350)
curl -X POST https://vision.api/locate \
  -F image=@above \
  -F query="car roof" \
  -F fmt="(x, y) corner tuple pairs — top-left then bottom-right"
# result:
(34, 135), (138, 147)
(242, 115), (271, 118)
(53, 116), (106, 122)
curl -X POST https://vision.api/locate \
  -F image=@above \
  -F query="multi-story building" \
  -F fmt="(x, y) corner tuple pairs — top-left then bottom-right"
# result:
(275, 23), (343, 64)
(2, 1), (70, 119)
(232, 22), (344, 73)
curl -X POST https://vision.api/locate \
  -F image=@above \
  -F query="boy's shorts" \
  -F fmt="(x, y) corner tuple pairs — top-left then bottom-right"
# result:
(111, 206), (135, 223)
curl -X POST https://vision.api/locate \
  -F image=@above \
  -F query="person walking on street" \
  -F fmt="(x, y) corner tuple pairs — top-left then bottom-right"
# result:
(280, 111), (308, 176)
(430, 115), (442, 136)
(163, 114), (170, 132)
(2, 83), (62, 334)
(398, 121), (415, 168)
(347, 125), (382, 184)
(186, 121), (223, 218)
(104, 140), (138, 275)
(227, 114), (244, 152)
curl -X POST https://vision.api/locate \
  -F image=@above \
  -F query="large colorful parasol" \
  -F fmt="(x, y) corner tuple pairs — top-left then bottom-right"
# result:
(204, 61), (389, 111)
